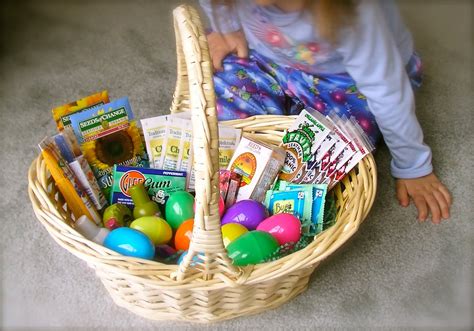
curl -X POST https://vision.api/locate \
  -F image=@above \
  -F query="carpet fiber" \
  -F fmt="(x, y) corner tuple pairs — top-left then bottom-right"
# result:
(1, 0), (472, 329)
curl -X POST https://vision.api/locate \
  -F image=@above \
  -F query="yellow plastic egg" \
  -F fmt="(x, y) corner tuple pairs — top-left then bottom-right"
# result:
(221, 223), (248, 248)
(130, 216), (172, 245)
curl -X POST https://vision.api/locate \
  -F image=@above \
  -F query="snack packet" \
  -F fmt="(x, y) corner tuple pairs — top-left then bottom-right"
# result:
(265, 188), (313, 226)
(218, 125), (242, 169)
(69, 97), (148, 199)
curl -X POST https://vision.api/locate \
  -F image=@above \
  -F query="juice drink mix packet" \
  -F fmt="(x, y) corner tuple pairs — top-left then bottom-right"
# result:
(111, 165), (187, 209)
(52, 91), (110, 131)
(218, 125), (242, 169)
(141, 115), (168, 168)
(177, 119), (195, 191)
(162, 116), (184, 171)
(69, 97), (148, 199)
(228, 137), (286, 202)
(279, 109), (331, 183)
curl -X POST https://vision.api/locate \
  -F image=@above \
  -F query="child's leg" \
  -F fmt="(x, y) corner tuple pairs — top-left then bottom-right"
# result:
(213, 51), (287, 120)
(283, 70), (382, 145)
(280, 53), (424, 146)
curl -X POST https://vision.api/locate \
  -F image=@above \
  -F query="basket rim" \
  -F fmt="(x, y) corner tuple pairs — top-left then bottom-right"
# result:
(28, 148), (376, 289)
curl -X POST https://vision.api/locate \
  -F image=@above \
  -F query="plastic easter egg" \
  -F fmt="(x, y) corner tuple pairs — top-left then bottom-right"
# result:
(177, 250), (204, 266)
(165, 191), (195, 230)
(156, 244), (177, 260)
(221, 223), (248, 248)
(174, 219), (194, 251)
(256, 213), (301, 246)
(130, 216), (172, 245)
(221, 200), (268, 230)
(226, 231), (279, 266)
(103, 227), (155, 260)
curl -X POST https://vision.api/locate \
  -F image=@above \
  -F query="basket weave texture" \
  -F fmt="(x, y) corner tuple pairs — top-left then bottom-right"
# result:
(27, 5), (377, 323)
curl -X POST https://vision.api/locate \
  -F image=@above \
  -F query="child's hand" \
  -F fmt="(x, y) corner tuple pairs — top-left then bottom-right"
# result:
(207, 30), (248, 71)
(396, 173), (452, 224)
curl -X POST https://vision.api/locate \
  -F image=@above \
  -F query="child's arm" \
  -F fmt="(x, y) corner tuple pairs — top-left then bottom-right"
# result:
(336, 0), (452, 222)
(199, 0), (249, 70)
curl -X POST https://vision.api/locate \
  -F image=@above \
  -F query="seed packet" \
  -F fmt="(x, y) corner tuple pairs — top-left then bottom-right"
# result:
(326, 116), (374, 188)
(279, 109), (331, 183)
(52, 91), (110, 131)
(69, 97), (148, 199)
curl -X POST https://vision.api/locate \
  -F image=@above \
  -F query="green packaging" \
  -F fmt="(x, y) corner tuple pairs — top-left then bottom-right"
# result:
(111, 165), (187, 209)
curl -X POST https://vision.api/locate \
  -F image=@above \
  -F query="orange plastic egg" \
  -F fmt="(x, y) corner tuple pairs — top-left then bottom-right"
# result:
(174, 219), (194, 251)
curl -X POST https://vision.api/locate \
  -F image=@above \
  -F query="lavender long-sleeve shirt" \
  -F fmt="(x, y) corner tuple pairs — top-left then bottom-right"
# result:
(200, 0), (433, 178)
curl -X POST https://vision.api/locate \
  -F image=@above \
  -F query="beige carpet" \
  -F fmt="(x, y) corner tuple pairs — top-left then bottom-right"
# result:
(1, 0), (472, 329)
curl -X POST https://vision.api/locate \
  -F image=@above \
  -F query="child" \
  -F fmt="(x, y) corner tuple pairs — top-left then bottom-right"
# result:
(199, 0), (452, 223)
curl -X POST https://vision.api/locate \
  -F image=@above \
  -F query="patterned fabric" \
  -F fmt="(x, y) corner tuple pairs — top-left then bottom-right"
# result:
(215, 50), (423, 145)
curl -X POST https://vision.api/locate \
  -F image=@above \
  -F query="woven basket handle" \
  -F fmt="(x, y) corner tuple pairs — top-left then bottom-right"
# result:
(171, 5), (241, 281)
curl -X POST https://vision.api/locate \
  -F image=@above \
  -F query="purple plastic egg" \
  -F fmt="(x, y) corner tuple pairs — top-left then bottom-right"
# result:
(221, 200), (268, 230)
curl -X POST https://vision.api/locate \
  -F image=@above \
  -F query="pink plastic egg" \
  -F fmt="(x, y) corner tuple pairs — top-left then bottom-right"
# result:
(256, 213), (301, 246)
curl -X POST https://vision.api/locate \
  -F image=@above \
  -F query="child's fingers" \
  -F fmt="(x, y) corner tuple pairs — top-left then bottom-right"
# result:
(413, 195), (428, 221)
(236, 44), (249, 59)
(433, 190), (450, 220)
(396, 182), (410, 207)
(437, 183), (452, 206)
(424, 193), (442, 224)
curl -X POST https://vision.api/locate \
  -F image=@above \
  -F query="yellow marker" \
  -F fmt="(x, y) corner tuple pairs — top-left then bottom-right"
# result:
(41, 148), (101, 224)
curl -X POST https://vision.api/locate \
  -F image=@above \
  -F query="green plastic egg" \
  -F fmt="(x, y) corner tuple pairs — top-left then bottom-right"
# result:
(165, 191), (195, 230)
(226, 230), (279, 266)
(130, 216), (172, 245)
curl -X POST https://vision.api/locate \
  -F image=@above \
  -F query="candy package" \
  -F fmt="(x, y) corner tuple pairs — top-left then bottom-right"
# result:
(228, 137), (286, 202)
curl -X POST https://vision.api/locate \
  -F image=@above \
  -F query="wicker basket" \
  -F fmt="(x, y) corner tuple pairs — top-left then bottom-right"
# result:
(27, 4), (377, 323)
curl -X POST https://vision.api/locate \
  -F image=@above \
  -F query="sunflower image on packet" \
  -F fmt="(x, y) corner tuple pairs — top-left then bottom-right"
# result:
(69, 97), (148, 199)
(52, 91), (110, 131)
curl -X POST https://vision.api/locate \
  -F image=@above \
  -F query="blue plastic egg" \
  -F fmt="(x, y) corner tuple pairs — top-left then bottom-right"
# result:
(177, 250), (204, 266)
(104, 227), (155, 260)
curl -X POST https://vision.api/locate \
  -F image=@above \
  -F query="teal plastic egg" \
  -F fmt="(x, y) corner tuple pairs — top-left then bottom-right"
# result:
(103, 227), (155, 260)
(165, 191), (195, 230)
(226, 231), (279, 266)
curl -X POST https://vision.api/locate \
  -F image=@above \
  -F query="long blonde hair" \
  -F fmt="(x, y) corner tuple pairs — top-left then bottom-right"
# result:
(211, 0), (356, 43)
